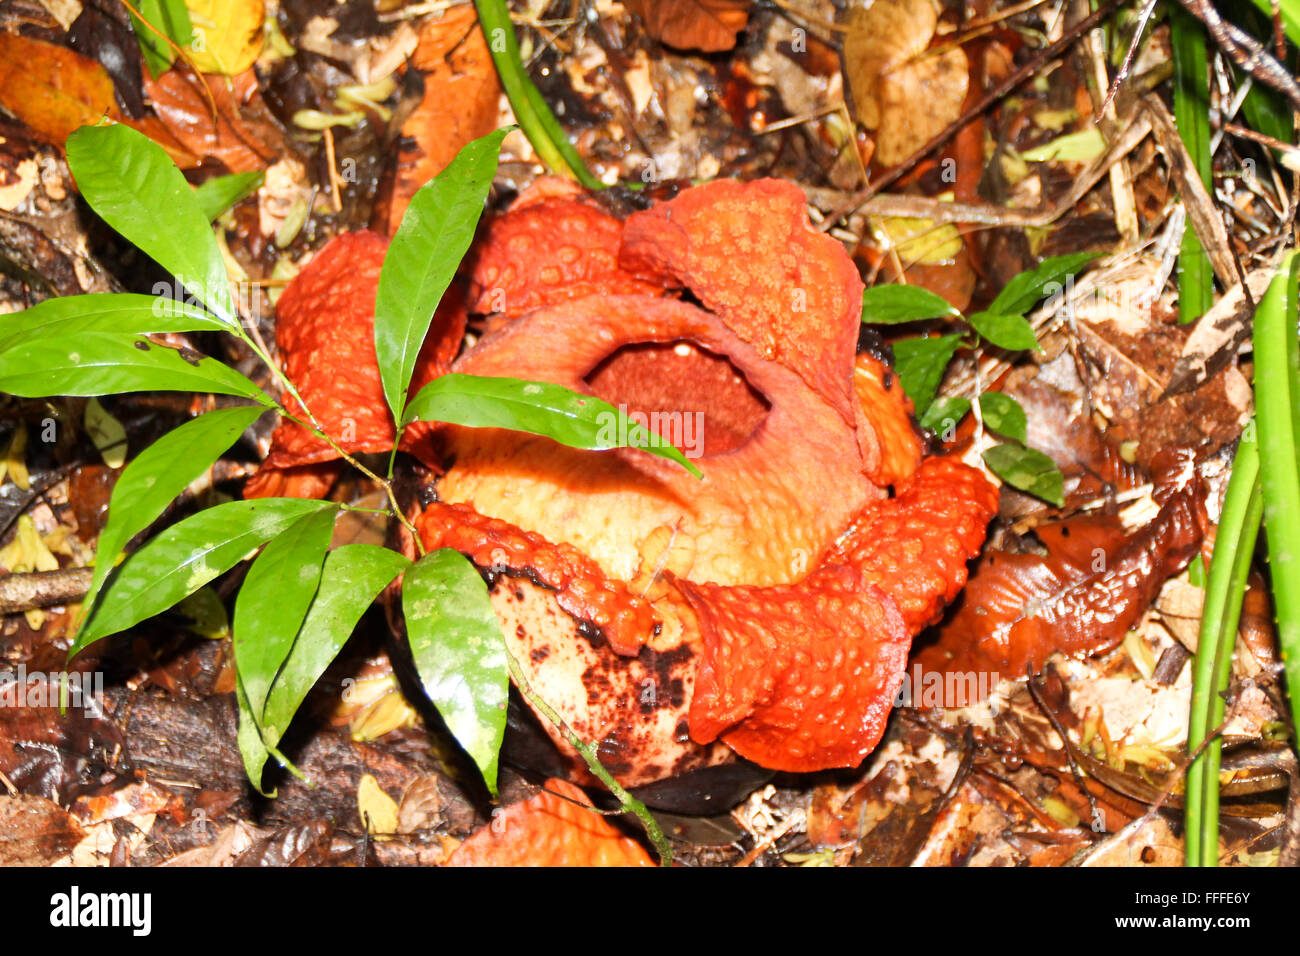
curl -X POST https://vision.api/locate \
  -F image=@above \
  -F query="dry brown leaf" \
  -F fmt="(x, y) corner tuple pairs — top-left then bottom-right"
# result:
(625, 0), (752, 52)
(843, 0), (968, 167)
(0, 32), (119, 147)
(0, 794), (84, 866)
(373, 6), (500, 233)
(144, 68), (282, 173)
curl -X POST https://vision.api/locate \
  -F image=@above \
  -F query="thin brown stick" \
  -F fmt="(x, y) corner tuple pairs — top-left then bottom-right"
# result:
(1175, 0), (1300, 112)
(821, 0), (1124, 231)
(0, 568), (93, 615)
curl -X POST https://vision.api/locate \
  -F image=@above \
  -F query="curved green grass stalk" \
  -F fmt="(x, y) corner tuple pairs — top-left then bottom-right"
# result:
(1187, 252), (1300, 865)
(473, 0), (606, 190)
(1255, 253), (1300, 737)
(1184, 435), (1261, 866)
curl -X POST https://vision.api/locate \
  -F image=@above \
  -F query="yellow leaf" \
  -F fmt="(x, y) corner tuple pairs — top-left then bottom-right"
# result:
(4, 423), (30, 491)
(877, 204), (964, 265)
(185, 0), (265, 75)
(84, 398), (127, 469)
(1022, 127), (1106, 163)
(357, 774), (399, 839)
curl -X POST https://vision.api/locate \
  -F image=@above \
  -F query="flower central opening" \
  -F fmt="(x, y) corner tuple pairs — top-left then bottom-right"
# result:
(584, 340), (771, 457)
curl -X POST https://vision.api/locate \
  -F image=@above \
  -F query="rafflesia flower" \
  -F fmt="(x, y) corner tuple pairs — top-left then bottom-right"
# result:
(248, 178), (999, 788)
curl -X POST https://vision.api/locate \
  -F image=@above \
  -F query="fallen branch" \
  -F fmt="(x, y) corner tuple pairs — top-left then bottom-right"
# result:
(0, 567), (92, 615)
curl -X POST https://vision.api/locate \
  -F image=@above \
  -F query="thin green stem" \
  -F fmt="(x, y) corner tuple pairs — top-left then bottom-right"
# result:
(237, 327), (426, 555)
(1170, 1), (1214, 325)
(1255, 252), (1300, 737)
(503, 647), (673, 866)
(1184, 437), (1262, 866)
(473, 0), (605, 190)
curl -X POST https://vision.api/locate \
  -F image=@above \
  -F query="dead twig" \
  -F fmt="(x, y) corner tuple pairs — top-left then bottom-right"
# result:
(1175, 0), (1300, 113)
(0, 567), (93, 615)
(821, 0), (1124, 230)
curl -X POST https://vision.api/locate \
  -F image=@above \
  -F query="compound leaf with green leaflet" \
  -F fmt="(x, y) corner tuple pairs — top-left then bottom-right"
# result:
(77, 405), (266, 639)
(404, 373), (703, 478)
(967, 311), (1040, 352)
(375, 128), (509, 420)
(0, 332), (270, 403)
(252, 545), (410, 787)
(978, 391), (1028, 444)
(892, 334), (964, 418)
(404, 548), (508, 797)
(232, 507), (338, 729)
(66, 124), (236, 324)
(72, 498), (335, 656)
(861, 285), (958, 324)
(988, 252), (1099, 316)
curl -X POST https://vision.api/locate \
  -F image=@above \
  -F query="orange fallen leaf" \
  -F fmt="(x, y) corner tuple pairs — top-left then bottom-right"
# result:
(446, 779), (655, 867)
(374, 6), (500, 233)
(625, 0), (752, 52)
(144, 67), (282, 173)
(0, 33), (119, 147)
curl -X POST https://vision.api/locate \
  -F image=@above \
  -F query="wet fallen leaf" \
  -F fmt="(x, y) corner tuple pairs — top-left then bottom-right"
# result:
(0, 794), (84, 866)
(844, 0), (968, 167)
(0, 32), (119, 147)
(918, 468), (1206, 699)
(144, 68), (282, 173)
(625, 0), (752, 53)
(374, 5), (500, 234)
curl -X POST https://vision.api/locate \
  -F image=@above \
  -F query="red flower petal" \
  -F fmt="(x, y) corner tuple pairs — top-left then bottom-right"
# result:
(620, 179), (862, 424)
(446, 778), (655, 867)
(680, 457), (996, 771)
(467, 185), (663, 318)
(245, 231), (466, 498)
(415, 501), (659, 657)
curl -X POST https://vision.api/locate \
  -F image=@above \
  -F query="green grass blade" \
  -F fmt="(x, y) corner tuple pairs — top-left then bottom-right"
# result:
(473, 0), (605, 190)
(1185, 434), (1261, 866)
(1171, 2), (1214, 325)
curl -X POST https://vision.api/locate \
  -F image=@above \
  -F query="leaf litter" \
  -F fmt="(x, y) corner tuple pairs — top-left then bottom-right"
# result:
(0, 0), (1292, 867)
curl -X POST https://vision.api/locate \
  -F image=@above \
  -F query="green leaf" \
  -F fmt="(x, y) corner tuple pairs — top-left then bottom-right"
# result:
(252, 545), (409, 785)
(978, 391), (1028, 444)
(129, 0), (192, 78)
(66, 124), (236, 324)
(860, 285), (959, 324)
(967, 311), (1041, 352)
(892, 334), (964, 417)
(988, 252), (1099, 316)
(76, 405), (266, 635)
(0, 293), (225, 350)
(194, 170), (265, 221)
(403, 373), (703, 478)
(1249, 0), (1300, 47)
(233, 508), (338, 773)
(235, 670), (275, 797)
(72, 497), (335, 656)
(919, 395), (970, 436)
(404, 548), (508, 797)
(375, 128), (508, 421)
(0, 332), (270, 402)
(983, 443), (1064, 506)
